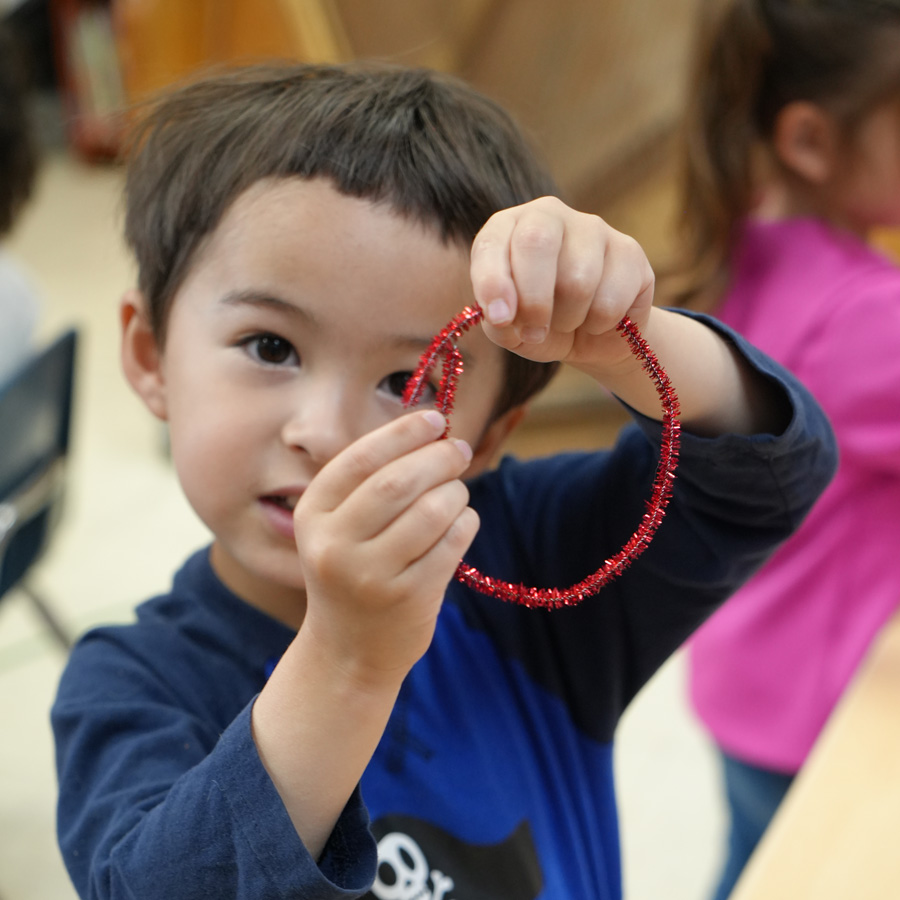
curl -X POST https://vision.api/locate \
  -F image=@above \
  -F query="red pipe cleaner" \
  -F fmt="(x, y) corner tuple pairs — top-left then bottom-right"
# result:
(403, 305), (681, 608)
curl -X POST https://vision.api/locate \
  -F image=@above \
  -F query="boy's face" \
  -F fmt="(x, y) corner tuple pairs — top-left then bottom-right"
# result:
(122, 177), (513, 621)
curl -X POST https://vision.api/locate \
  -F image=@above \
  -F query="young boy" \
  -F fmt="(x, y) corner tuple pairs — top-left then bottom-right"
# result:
(52, 63), (836, 900)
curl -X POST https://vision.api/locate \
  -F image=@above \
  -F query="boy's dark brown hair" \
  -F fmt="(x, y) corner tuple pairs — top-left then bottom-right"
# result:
(123, 61), (561, 418)
(0, 21), (38, 237)
(665, 0), (900, 311)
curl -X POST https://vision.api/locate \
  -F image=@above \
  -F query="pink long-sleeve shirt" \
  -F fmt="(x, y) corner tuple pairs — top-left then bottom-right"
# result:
(688, 217), (900, 772)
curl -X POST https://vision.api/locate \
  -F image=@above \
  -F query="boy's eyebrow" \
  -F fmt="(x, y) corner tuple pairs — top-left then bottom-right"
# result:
(219, 289), (313, 322)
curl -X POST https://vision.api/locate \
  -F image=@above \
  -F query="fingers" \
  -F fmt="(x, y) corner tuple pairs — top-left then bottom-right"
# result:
(471, 198), (563, 345)
(356, 479), (479, 599)
(553, 213), (606, 334)
(295, 410), (480, 616)
(470, 197), (654, 358)
(297, 408), (476, 567)
(504, 207), (564, 343)
(304, 410), (459, 514)
(334, 437), (473, 546)
(578, 231), (655, 335)
(399, 503), (480, 591)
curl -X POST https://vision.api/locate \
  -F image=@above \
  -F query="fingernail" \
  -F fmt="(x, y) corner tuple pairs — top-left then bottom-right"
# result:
(486, 299), (512, 325)
(423, 410), (445, 431)
(521, 326), (548, 344)
(452, 438), (473, 462)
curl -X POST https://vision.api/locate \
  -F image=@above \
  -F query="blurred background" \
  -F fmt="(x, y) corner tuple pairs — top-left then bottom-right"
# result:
(5, 2), (895, 899)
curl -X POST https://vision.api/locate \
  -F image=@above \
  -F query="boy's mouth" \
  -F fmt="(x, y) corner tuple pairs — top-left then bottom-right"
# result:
(259, 491), (304, 541)
(262, 493), (301, 512)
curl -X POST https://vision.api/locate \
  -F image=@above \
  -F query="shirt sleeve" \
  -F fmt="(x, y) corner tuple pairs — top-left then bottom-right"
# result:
(463, 310), (838, 738)
(52, 633), (377, 900)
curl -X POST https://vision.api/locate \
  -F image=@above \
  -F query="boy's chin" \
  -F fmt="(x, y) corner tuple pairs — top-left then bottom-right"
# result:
(210, 541), (308, 617)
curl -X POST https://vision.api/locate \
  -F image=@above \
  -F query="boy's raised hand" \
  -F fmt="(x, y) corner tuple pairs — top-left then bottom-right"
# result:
(470, 197), (789, 438)
(470, 196), (655, 374)
(292, 409), (477, 683)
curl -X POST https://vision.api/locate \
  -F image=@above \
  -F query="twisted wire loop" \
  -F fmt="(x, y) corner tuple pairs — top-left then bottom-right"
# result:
(403, 305), (682, 608)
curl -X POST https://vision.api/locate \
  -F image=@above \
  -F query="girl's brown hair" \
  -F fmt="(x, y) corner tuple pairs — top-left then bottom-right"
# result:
(123, 62), (561, 417)
(666, 0), (900, 311)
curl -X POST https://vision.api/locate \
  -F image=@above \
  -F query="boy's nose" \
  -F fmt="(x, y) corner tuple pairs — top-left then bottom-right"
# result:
(280, 384), (363, 466)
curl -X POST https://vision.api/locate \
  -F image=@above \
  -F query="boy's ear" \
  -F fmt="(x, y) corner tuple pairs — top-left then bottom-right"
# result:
(772, 101), (839, 184)
(120, 288), (168, 421)
(467, 405), (528, 476)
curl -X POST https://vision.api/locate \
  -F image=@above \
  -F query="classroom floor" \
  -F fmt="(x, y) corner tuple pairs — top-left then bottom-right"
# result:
(0, 149), (726, 900)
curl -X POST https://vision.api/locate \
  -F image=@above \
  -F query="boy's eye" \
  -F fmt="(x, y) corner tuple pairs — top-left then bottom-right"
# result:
(379, 371), (437, 406)
(243, 333), (298, 366)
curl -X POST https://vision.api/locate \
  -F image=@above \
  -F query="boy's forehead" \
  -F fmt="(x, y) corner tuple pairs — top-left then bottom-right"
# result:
(224, 176), (451, 245)
(204, 177), (469, 285)
(184, 177), (488, 346)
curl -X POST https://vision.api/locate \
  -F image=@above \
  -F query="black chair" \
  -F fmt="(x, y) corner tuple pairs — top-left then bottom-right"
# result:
(0, 329), (78, 649)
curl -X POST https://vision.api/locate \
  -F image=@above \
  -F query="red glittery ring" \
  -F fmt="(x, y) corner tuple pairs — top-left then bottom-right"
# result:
(403, 305), (681, 608)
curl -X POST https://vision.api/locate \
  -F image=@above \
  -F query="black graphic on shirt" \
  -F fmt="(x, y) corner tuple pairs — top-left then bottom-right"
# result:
(365, 815), (542, 900)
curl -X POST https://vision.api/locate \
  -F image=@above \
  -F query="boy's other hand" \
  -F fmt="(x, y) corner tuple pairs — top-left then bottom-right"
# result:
(293, 409), (478, 686)
(470, 196), (655, 376)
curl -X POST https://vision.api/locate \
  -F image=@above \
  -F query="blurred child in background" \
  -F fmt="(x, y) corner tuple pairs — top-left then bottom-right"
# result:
(0, 17), (40, 383)
(666, 2), (900, 897)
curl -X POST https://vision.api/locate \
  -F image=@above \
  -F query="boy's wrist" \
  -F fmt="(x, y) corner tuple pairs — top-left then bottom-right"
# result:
(287, 617), (414, 700)
(571, 308), (785, 436)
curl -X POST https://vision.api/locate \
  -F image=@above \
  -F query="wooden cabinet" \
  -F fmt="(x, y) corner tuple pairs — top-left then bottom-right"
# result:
(113, 0), (351, 102)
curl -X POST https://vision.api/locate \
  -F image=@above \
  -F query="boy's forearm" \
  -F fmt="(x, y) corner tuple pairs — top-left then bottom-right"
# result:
(579, 308), (791, 437)
(251, 627), (402, 861)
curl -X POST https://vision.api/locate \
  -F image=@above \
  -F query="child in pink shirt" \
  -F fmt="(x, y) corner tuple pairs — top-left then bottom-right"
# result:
(665, 2), (900, 897)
